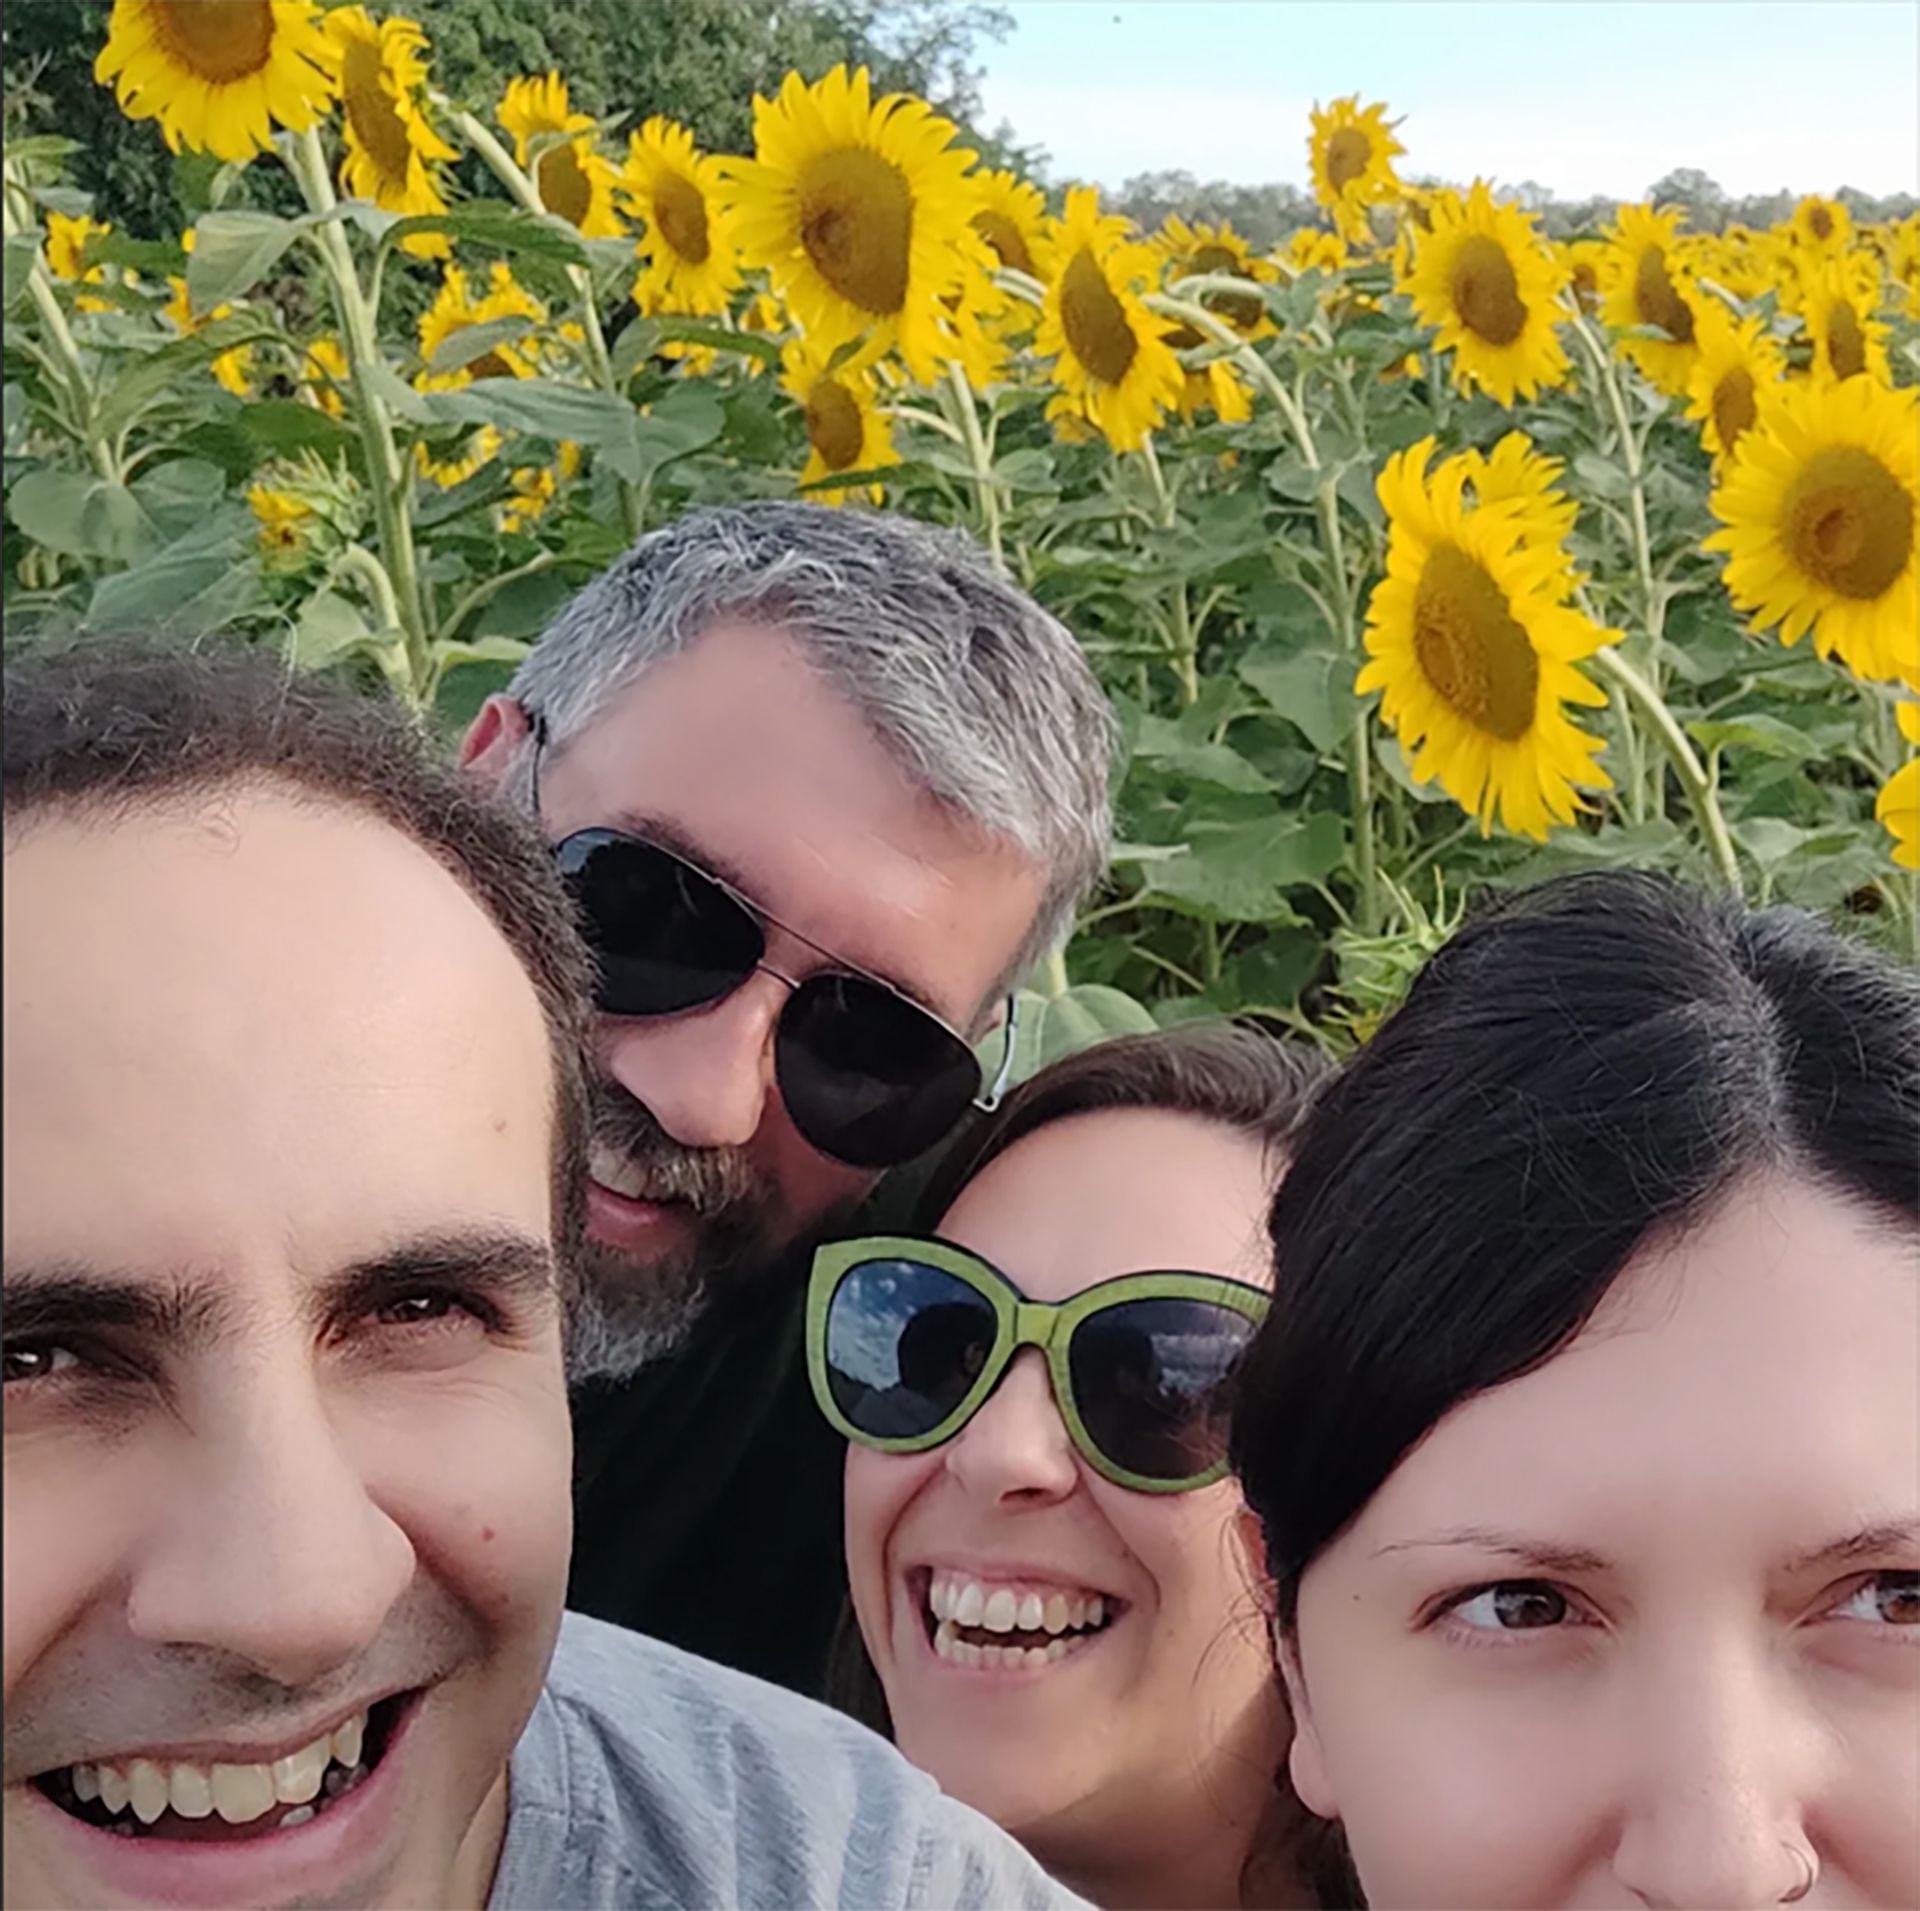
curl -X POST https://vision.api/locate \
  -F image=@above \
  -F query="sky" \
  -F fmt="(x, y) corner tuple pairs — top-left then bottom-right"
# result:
(974, 1), (1920, 200)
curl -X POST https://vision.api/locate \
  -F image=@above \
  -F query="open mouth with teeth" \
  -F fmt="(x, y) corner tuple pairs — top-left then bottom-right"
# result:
(918, 1569), (1124, 1671)
(35, 1692), (414, 1842)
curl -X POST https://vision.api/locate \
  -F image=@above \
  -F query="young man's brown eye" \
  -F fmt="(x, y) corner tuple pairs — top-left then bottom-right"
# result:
(1, 1343), (79, 1385)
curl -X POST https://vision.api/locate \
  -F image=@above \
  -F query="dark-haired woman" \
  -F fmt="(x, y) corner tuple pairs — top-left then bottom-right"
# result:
(811, 1026), (1331, 1908)
(1232, 870), (1919, 1910)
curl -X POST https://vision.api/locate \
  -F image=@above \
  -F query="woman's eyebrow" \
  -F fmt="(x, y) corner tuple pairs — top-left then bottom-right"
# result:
(1782, 1518), (1920, 1574)
(1370, 1527), (1613, 1575)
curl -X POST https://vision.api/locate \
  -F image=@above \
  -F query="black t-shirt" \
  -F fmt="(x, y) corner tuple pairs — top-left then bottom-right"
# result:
(566, 1140), (962, 1696)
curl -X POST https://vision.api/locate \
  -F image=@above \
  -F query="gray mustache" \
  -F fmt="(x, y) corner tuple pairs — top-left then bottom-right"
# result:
(589, 1086), (760, 1217)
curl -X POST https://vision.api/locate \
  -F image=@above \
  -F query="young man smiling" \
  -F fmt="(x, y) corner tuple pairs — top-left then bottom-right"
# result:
(463, 502), (1118, 1692)
(1, 642), (1090, 1911)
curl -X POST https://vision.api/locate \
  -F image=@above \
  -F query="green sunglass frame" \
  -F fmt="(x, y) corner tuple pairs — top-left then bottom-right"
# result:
(806, 1234), (1269, 1494)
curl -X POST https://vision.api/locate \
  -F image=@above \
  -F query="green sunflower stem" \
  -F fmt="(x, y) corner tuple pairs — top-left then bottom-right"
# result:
(1138, 435), (1198, 705)
(285, 126), (431, 701)
(1593, 645), (1742, 892)
(448, 105), (644, 544)
(944, 361), (1004, 570)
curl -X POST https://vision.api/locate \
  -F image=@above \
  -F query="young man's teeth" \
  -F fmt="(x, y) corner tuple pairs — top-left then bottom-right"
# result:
(589, 1143), (652, 1199)
(66, 1708), (371, 1830)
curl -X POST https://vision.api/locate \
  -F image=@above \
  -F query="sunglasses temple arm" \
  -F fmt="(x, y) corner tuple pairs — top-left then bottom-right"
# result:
(975, 991), (1021, 1113)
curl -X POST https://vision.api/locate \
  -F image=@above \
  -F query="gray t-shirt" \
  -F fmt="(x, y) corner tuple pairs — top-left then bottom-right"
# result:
(488, 1612), (1094, 1910)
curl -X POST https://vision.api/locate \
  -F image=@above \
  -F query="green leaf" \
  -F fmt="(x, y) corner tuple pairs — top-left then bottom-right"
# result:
(379, 203), (589, 268)
(413, 376), (642, 465)
(1237, 643), (1357, 754)
(1145, 811), (1346, 921)
(28, 184), (94, 219)
(4, 235), (39, 314)
(427, 315), (541, 376)
(6, 135), (84, 164)
(627, 383), (726, 483)
(1571, 450), (1631, 501)
(651, 317), (784, 370)
(86, 513), (259, 632)
(292, 588), (383, 670)
(129, 457), (229, 538)
(1688, 713), (1825, 762)
(6, 468), (154, 563)
(1132, 712), (1272, 793)
(186, 210), (301, 310)
(238, 398), (358, 457)
(434, 636), (534, 670)
(997, 983), (1159, 1084)
(93, 312), (280, 441)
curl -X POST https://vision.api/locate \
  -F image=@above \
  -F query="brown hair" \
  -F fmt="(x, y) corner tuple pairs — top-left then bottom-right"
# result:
(823, 1022), (1341, 1903)
(2, 638), (594, 1295)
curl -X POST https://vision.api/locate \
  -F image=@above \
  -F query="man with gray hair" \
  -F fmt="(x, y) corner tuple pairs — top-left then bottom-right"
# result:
(463, 501), (1116, 1692)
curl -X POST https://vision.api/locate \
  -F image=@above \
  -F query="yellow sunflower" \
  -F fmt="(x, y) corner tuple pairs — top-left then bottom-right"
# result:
(417, 260), (545, 378)
(1359, 438), (1614, 839)
(498, 72), (623, 237)
(1705, 374), (1918, 688)
(1458, 431), (1581, 594)
(971, 168), (1052, 282)
(45, 211), (119, 313)
(1558, 238), (1609, 315)
(1400, 181), (1570, 405)
(620, 116), (741, 316)
(1788, 250), (1892, 387)
(722, 65), (984, 384)
(781, 336), (898, 505)
(1174, 355), (1253, 426)
(165, 229), (252, 396)
(1281, 226), (1352, 278)
(322, 7), (455, 255)
(1155, 215), (1276, 339)
(1684, 305), (1786, 463)
(1035, 187), (1184, 453)
(1679, 224), (1774, 305)
(1789, 193), (1854, 260)
(94, 0), (336, 163)
(1308, 96), (1404, 242)
(501, 440), (581, 534)
(302, 334), (349, 417)
(247, 482), (313, 558)
(1882, 213), (1920, 316)
(1599, 203), (1703, 397)
(1875, 701), (1920, 870)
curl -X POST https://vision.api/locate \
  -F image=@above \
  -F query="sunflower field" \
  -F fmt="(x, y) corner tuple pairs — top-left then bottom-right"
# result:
(4, 1), (1917, 1043)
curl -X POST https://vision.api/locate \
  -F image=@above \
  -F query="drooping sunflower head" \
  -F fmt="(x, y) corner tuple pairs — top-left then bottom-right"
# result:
(248, 482), (314, 560)
(1308, 96), (1404, 241)
(1400, 181), (1571, 406)
(302, 334), (349, 418)
(620, 116), (741, 317)
(780, 335), (897, 505)
(418, 260), (547, 382)
(1154, 214), (1275, 339)
(45, 211), (111, 285)
(1599, 202), (1704, 397)
(1684, 305), (1787, 464)
(1706, 374), (1919, 688)
(498, 72), (624, 237)
(1034, 185), (1184, 453)
(1174, 354), (1253, 427)
(1786, 250), (1892, 388)
(970, 168), (1052, 283)
(722, 65), (983, 384)
(1875, 700), (1920, 869)
(1558, 238), (1609, 315)
(94, 0), (337, 162)
(1790, 193), (1855, 260)
(322, 7), (455, 246)
(1359, 438), (1614, 840)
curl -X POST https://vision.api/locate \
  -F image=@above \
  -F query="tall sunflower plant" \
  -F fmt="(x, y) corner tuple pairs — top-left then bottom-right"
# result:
(5, 24), (1914, 1042)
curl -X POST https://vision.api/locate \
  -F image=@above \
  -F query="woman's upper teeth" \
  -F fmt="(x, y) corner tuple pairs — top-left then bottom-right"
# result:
(68, 1711), (367, 1827)
(927, 1572), (1108, 1634)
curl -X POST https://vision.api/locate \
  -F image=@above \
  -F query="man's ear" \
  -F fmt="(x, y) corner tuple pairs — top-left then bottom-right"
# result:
(461, 693), (534, 784)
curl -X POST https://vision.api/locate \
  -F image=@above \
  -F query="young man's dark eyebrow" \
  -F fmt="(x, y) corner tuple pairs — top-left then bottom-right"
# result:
(1370, 1527), (1614, 1576)
(0, 1265), (232, 1352)
(317, 1227), (561, 1324)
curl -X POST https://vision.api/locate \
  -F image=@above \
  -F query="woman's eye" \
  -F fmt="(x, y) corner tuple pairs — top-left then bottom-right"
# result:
(1450, 1579), (1575, 1632)
(1831, 1571), (1920, 1627)
(1, 1343), (80, 1386)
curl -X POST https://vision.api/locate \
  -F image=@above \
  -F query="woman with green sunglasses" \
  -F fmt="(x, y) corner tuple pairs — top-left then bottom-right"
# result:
(811, 1027), (1330, 1910)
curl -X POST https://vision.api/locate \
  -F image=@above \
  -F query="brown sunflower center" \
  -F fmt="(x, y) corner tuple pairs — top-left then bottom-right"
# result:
(1632, 244), (1695, 343)
(1711, 366), (1757, 455)
(798, 148), (911, 315)
(1060, 246), (1138, 385)
(1824, 298), (1866, 379)
(1450, 234), (1527, 347)
(805, 376), (865, 471)
(1413, 543), (1540, 740)
(1191, 242), (1263, 332)
(340, 34), (412, 181)
(152, 0), (273, 82)
(1571, 261), (1601, 313)
(1808, 205), (1834, 242)
(1325, 127), (1372, 193)
(537, 142), (594, 229)
(652, 169), (711, 264)
(1781, 445), (1913, 601)
(469, 350), (515, 380)
(973, 208), (1034, 276)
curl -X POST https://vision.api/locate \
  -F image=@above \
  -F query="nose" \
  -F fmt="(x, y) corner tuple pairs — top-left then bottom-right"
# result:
(1610, 1635), (1819, 1910)
(126, 1363), (414, 1690)
(943, 1349), (1080, 1505)
(601, 971), (784, 1151)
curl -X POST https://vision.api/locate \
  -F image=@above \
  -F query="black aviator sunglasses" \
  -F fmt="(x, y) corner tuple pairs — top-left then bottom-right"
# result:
(530, 715), (1019, 1169)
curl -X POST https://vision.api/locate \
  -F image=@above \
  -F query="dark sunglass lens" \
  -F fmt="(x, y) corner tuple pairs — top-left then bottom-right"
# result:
(824, 1259), (998, 1441)
(556, 834), (762, 1016)
(777, 975), (980, 1168)
(1069, 1298), (1258, 1484)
